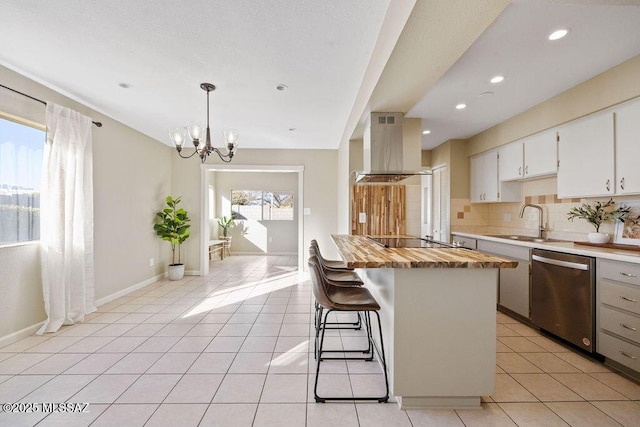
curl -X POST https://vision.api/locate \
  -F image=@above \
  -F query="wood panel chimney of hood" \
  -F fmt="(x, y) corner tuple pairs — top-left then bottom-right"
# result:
(355, 112), (430, 184)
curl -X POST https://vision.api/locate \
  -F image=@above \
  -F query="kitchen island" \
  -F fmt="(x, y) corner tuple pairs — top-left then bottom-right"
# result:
(331, 234), (517, 409)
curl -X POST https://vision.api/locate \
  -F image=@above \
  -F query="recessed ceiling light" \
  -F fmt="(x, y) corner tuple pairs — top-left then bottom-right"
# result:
(276, 84), (288, 91)
(118, 82), (132, 89)
(455, 103), (467, 110)
(548, 29), (569, 41)
(490, 76), (504, 84)
(422, 130), (431, 135)
(478, 91), (494, 97)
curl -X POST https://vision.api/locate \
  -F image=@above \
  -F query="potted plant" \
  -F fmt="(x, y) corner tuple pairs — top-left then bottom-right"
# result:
(567, 198), (630, 243)
(217, 214), (235, 238)
(154, 196), (191, 280)
(217, 214), (236, 257)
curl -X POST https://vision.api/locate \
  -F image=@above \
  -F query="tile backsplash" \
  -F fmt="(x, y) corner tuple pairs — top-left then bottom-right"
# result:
(451, 177), (639, 242)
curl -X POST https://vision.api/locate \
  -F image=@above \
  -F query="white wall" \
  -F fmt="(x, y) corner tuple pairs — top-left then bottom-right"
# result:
(172, 149), (340, 270)
(337, 138), (351, 234)
(0, 65), (173, 340)
(213, 171), (298, 254)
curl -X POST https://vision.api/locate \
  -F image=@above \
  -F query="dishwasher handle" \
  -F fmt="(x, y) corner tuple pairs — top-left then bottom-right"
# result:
(532, 254), (590, 271)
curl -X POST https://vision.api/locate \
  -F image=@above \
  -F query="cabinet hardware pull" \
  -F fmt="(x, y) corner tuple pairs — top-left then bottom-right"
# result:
(518, 166), (522, 176)
(620, 296), (638, 303)
(620, 323), (638, 332)
(606, 179), (611, 191)
(619, 350), (637, 360)
(532, 254), (589, 270)
(620, 272), (638, 278)
(620, 177), (625, 190)
(525, 165), (528, 175)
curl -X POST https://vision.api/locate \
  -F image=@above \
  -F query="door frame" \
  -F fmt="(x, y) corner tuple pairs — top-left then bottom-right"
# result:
(200, 164), (305, 275)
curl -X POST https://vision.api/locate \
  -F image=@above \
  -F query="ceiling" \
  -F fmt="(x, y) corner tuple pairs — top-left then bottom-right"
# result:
(408, 1), (640, 149)
(1, 1), (640, 153)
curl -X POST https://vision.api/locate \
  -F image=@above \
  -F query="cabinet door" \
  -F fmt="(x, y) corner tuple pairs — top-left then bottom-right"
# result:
(524, 130), (557, 178)
(498, 142), (524, 181)
(477, 240), (530, 318)
(471, 151), (511, 203)
(471, 154), (494, 203)
(483, 151), (499, 202)
(557, 113), (614, 198)
(470, 155), (483, 203)
(499, 261), (530, 318)
(615, 101), (640, 195)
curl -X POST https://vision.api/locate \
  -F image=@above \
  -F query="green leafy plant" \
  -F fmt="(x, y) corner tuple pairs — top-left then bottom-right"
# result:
(217, 213), (235, 237)
(566, 198), (631, 232)
(154, 196), (191, 265)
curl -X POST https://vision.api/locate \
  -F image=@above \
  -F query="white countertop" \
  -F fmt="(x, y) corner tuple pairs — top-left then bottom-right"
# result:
(451, 232), (640, 264)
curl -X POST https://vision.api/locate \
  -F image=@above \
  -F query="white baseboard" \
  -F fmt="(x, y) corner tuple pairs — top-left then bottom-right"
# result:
(1, 273), (166, 347)
(185, 270), (200, 276)
(95, 273), (165, 307)
(0, 322), (45, 348)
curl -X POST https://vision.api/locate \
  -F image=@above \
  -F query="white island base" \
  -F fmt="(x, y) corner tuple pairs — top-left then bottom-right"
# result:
(360, 267), (497, 410)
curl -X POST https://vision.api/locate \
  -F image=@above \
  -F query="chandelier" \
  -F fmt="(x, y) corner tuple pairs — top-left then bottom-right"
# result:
(169, 83), (239, 163)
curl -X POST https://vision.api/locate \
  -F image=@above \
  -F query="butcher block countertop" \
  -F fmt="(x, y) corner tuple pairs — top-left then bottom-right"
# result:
(331, 234), (518, 269)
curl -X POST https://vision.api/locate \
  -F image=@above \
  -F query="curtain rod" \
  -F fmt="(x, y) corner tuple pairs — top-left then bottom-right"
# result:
(0, 84), (103, 127)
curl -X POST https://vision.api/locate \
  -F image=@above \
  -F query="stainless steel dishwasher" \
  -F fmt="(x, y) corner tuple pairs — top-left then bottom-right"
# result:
(531, 248), (596, 352)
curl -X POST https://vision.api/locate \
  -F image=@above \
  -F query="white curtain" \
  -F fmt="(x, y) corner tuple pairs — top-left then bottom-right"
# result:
(37, 103), (95, 334)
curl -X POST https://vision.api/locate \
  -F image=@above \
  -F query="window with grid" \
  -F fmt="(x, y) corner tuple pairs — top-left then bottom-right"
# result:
(0, 116), (45, 244)
(231, 190), (294, 221)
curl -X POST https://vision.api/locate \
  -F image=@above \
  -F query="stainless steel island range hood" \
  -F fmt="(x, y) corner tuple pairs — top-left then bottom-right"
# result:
(354, 112), (430, 184)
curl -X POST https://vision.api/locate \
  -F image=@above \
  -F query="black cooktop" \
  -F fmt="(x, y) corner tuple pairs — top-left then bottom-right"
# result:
(366, 237), (457, 249)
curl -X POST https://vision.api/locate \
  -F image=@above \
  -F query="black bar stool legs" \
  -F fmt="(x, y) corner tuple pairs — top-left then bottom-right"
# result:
(314, 308), (389, 403)
(308, 251), (388, 403)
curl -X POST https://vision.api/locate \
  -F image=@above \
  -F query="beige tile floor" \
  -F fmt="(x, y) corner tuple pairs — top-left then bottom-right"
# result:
(0, 255), (639, 426)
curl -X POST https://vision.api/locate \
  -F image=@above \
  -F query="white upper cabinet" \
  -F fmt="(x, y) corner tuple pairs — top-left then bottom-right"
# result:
(471, 151), (498, 202)
(523, 130), (557, 178)
(471, 150), (521, 203)
(557, 112), (614, 198)
(498, 142), (523, 181)
(615, 100), (640, 195)
(498, 130), (557, 182)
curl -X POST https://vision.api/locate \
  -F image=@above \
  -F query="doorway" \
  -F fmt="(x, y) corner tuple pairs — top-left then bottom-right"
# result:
(431, 165), (450, 242)
(200, 164), (304, 275)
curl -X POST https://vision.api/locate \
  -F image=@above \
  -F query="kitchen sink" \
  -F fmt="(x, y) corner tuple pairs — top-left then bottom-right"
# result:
(487, 235), (565, 243)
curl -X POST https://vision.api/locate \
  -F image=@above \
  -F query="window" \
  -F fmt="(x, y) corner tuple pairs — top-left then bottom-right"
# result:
(231, 190), (294, 221)
(0, 116), (45, 244)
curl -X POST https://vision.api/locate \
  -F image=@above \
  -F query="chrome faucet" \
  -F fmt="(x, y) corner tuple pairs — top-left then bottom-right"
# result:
(519, 204), (545, 239)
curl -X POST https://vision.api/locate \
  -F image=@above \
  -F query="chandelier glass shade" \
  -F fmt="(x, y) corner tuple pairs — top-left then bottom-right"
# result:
(169, 83), (239, 163)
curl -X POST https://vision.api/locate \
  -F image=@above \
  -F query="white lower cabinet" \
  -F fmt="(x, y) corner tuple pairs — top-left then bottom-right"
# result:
(597, 259), (640, 375)
(478, 240), (530, 319)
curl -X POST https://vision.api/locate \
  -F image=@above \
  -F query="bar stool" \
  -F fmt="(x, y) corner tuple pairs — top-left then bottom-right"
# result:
(309, 244), (364, 331)
(310, 245), (363, 286)
(310, 239), (352, 271)
(308, 255), (389, 403)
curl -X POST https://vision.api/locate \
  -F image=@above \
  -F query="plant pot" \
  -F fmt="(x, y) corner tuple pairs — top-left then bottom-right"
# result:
(168, 264), (185, 281)
(587, 232), (609, 244)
